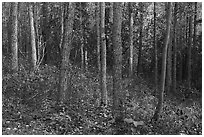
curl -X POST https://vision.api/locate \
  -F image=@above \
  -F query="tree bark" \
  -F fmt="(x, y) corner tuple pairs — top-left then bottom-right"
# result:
(172, 2), (177, 94)
(59, 3), (65, 51)
(153, 2), (158, 92)
(29, 3), (37, 70)
(137, 2), (143, 76)
(42, 2), (48, 64)
(129, 2), (134, 77)
(152, 2), (172, 122)
(109, 3), (113, 23)
(188, 5), (192, 89)
(10, 2), (18, 72)
(80, 2), (84, 71)
(100, 2), (107, 106)
(96, 2), (101, 72)
(112, 2), (123, 119)
(59, 2), (75, 103)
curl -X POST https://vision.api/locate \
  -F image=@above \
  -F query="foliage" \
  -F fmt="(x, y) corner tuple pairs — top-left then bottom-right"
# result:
(2, 62), (202, 135)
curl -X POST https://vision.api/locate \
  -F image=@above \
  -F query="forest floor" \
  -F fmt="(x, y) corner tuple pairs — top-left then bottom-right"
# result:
(2, 62), (202, 135)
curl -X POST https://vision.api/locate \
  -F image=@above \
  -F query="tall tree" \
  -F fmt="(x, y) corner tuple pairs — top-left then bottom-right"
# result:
(172, 2), (177, 93)
(152, 2), (172, 122)
(100, 2), (107, 106)
(59, 3), (75, 103)
(80, 3), (84, 71)
(96, 2), (101, 72)
(187, 3), (192, 90)
(166, 3), (172, 93)
(109, 2), (113, 23)
(112, 2), (123, 120)
(129, 2), (134, 77)
(153, 2), (158, 93)
(29, 3), (37, 70)
(10, 2), (19, 72)
(137, 2), (143, 76)
(41, 2), (49, 64)
(59, 3), (65, 50)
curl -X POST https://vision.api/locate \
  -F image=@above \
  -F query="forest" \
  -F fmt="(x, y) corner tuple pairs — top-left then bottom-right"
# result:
(2, 2), (202, 135)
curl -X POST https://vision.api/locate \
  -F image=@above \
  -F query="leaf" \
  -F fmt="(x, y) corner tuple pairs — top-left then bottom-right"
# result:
(133, 121), (144, 127)
(124, 118), (134, 124)
(124, 118), (144, 127)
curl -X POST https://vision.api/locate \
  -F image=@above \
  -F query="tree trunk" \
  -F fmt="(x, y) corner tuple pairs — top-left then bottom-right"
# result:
(10, 2), (18, 72)
(59, 3), (65, 51)
(166, 2), (172, 94)
(153, 2), (158, 92)
(42, 2), (48, 64)
(59, 2), (75, 103)
(188, 7), (192, 90)
(96, 2), (101, 72)
(152, 2), (172, 122)
(129, 2), (134, 77)
(80, 3), (84, 71)
(137, 2), (143, 76)
(100, 2), (107, 106)
(172, 2), (177, 94)
(109, 2), (113, 23)
(112, 2), (123, 120)
(29, 3), (37, 70)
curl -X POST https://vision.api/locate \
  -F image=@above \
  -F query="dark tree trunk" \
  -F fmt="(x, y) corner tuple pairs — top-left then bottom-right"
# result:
(172, 2), (177, 94)
(100, 2), (107, 106)
(96, 2), (101, 72)
(153, 2), (158, 93)
(59, 2), (75, 103)
(137, 2), (143, 76)
(188, 10), (192, 90)
(152, 2), (172, 122)
(112, 2), (123, 120)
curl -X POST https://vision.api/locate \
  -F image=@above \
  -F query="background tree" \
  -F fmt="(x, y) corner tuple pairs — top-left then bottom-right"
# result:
(96, 2), (101, 72)
(129, 2), (134, 77)
(10, 2), (19, 72)
(152, 2), (172, 122)
(187, 3), (192, 90)
(112, 2), (123, 120)
(153, 2), (158, 93)
(137, 2), (143, 76)
(100, 2), (107, 106)
(172, 2), (177, 94)
(29, 3), (37, 70)
(59, 3), (75, 103)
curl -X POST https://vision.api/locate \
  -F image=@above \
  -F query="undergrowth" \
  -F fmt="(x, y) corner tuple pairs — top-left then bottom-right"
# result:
(2, 58), (202, 135)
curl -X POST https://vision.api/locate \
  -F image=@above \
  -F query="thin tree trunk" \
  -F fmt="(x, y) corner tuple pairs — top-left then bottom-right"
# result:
(85, 49), (88, 71)
(112, 2), (123, 120)
(29, 3), (37, 70)
(153, 2), (158, 92)
(59, 3), (64, 50)
(80, 3), (84, 71)
(167, 32), (172, 93)
(42, 2), (48, 64)
(96, 2), (101, 72)
(109, 2), (113, 23)
(188, 7), (192, 89)
(59, 2), (75, 103)
(129, 2), (134, 77)
(152, 2), (172, 122)
(172, 2), (177, 94)
(10, 2), (18, 72)
(100, 2), (107, 106)
(137, 2), (143, 76)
